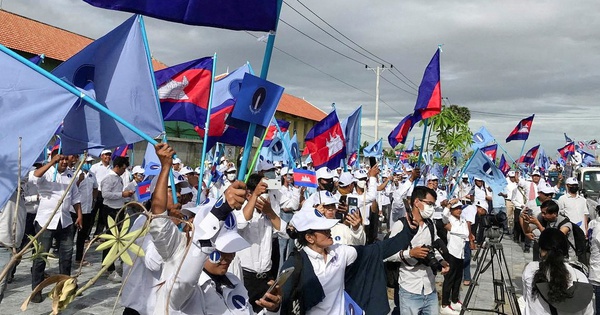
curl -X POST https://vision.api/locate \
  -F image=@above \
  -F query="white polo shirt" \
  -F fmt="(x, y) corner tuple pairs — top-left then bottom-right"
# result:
(303, 244), (357, 315)
(76, 170), (98, 214)
(31, 166), (81, 229)
(90, 161), (112, 191)
(558, 193), (589, 232)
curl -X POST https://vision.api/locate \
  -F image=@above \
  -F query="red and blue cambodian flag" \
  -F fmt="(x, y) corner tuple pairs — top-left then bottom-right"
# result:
(519, 144), (539, 164)
(305, 110), (346, 170)
(293, 168), (317, 188)
(51, 138), (61, 152)
(388, 114), (416, 148)
(263, 119), (290, 147)
(481, 143), (498, 161)
(413, 49), (442, 122)
(498, 154), (510, 176)
(558, 142), (575, 159)
(135, 179), (152, 202)
(112, 143), (132, 160)
(155, 57), (214, 129)
(347, 151), (358, 167)
(506, 114), (534, 142)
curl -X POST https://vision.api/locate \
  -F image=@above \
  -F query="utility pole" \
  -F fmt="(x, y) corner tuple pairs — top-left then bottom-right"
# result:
(366, 64), (390, 139)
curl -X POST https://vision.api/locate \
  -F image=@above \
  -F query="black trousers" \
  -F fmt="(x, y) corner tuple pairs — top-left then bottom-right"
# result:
(92, 193), (104, 235)
(366, 211), (380, 244)
(70, 212), (94, 261)
(101, 206), (123, 272)
(442, 255), (464, 305)
(242, 269), (273, 313)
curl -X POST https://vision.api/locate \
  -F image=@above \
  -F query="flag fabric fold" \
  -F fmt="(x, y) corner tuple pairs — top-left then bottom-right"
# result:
(464, 149), (507, 195)
(263, 119), (290, 147)
(498, 154), (510, 176)
(471, 126), (495, 150)
(52, 15), (164, 155)
(413, 49), (442, 121)
(519, 144), (540, 164)
(305, 110), (346, 170)
(341, 106), (361, 159)
(0, 45), (79, 209)
(155, 57), (214, 128)
(506, 114), (535, 142)
(83, 0), (278, 32)
(558, 142), (575, 159)
(388, 114), (415, 148)
(112, 143), (132, 160)
(481, 143), (498, 161)
(564, 133), (573, 143)
(363, 138), (383, 158)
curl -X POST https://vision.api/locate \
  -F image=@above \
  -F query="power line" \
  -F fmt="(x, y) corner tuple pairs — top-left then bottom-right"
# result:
(380, 73), (418, 96)
(279, 19), (366, 66)
(391, 68), (420, 89)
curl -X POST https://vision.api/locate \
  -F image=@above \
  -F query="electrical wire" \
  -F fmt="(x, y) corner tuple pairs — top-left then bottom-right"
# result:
(380, 74), (418, 96)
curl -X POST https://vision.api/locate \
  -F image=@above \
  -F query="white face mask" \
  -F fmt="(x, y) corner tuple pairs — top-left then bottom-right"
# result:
(356, 180), (366, 189)
(420, 203), (435, 219)
(226, 173), (236, 181)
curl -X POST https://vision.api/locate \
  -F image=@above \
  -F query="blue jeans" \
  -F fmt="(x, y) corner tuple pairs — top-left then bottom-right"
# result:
(32, 222), (74, 289)
(0, 247), (12, 303)
(463, 241), (472, 282)
(398, 285), (438, 315)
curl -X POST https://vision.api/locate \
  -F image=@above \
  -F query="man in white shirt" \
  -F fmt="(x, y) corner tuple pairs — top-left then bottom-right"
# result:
(235, 173), (288, 313)
(317, 190), (365, 245)
(278, 167), (300, 263)
(301, 167), (337, 211)
(558, 177), (589, 235)
(427, 174), (449, 244)
(73, 156), (98, 265)
(501, 171), (518, 235)
(101, 156), (134, 282)
(30, 151), (82, 303)
(351, 167), (379, 244)
(90, 149), (112, 236)
(388, 186), (449, 315)
(456, 174), (472, 205)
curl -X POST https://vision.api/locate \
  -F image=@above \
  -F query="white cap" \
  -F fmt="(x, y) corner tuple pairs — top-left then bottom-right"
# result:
(85, 156), (95, 162)
(566, 177), (578, 185)
(531, 170), (541, 176)
(338, 172), (354, 187)
(474, 176), (483, 181)
(180, 185), (193, 195)
(316, 167), (334, 180)
(131, 165), (145, 175)
(192, 199), (250, 253)
(317, 191), (339, 205)
(273, 161), (282, 168)
(194, 167), (201, 174)
(179, 166), (194, 176)
(226, 164), (237, 173)
(394, 169), (402, 175)
(538, 184), (555, 194)
(257, 159), (275, 172)
(100, 149), (112, 155)
(475, 200), (488, 211)
(353, 169), (368, 180)
(173, 158), (182, 165)
(461, 173), (469, 179)
(427, 174), (439, 181)
(171, 172), (185, 185)
(450, 202), (463, 209)
(290, 208), (340, 232)
(507, 171), (516, 177)
(281, 167), (293, 175)
(405, 165), (413, 172)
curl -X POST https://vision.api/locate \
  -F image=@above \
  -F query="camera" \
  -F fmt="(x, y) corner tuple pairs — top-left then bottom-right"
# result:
(480, 212), (507, 229)
(416, 239), (449, 271)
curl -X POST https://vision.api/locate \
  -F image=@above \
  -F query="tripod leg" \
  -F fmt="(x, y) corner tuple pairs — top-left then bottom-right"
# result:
(496, 246), (522, 315)
(460, 245), (491, 314)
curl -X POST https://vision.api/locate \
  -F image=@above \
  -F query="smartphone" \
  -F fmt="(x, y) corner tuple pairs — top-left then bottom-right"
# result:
(339, 195), (347, 205)
(369, 157), (377, 167)
(262, 177), (281, 190)
(264, 267), (295, 296)
(347, 196), (359, 215)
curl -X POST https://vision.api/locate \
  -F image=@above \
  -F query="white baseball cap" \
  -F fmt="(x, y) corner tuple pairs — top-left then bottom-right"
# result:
(100, 149), (112, 155)
(531, 170), (541, 176)
(566, 177), (578, 185)
(85, 156), (95, 162)
(317, 191), (339, 205)
(461, 173), (469, 179)
(338, 172), (354, 187)
(353, 169), (368, 180)
(192, 199), (250, 253)
(290, 208), (340, 232)
(172, 158), (182, 164)
(538, 184), (555, 195)
(507, 171), (516, 177)
(131, 165), (145, 175)
(475, 200), (488, 211)
(427, 174), (439, 181)
(179, 166), (194, 176)
(316, 167), (334, 180)
(281, 167), (293, 175)
(257, 159), (275, 172)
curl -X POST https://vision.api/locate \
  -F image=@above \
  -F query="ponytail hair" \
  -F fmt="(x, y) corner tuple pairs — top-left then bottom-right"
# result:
(532, 228), (572, 302)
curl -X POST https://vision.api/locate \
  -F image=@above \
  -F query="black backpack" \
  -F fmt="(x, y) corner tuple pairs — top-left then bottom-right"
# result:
(557, 217), (589, 265)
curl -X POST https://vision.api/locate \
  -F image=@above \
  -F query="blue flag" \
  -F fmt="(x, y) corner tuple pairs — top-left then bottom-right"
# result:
(406, 137), (415, 152)
(578, 148), (596, 166)
(363, 138), (383, 157)
(142, 142), (161, 176)
(464, 149), (507, 195)
(564, 133), (573, 143)
(227, 73), (284, 133)
(289, 133), (300, 164)
(341, 106), (361, 159)
(344, 291), (364, 315)
(52, 15), (163, 155)
(83, 0), (278, 32)
(471, 126), (495, 149)
(538, 147), (550, 171)
(0, 45), (79, 210)
(28, 54), (45, 65)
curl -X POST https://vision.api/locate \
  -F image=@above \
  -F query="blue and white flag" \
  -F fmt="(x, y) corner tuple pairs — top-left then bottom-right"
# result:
(464, 149), (507, 195)
(363, 138), (382, 158)
(341, 106), (361, 159)
(142, 142), (161, 176)
(471, 126), (495, 150)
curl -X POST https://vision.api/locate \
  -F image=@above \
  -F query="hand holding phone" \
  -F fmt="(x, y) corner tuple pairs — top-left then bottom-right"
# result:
(264, 267), (294, 296)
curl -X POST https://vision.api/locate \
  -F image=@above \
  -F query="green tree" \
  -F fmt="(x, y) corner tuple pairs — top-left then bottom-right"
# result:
(422, 105), (472, 165)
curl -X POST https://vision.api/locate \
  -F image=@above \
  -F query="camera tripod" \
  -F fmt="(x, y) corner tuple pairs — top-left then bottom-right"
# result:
(460, 233), (521, 315)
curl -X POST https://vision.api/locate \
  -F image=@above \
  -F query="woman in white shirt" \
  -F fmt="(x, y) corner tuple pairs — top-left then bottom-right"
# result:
(522, 228), (593, 315)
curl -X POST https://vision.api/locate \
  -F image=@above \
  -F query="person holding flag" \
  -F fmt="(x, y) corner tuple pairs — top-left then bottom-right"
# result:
(90, 149), (112, 238)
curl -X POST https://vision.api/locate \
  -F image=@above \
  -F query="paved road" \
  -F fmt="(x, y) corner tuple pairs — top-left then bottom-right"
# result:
(2, 234), (532, 314)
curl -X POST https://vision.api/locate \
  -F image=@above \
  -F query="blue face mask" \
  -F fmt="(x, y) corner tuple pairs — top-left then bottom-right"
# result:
(82, 164), (91, 172)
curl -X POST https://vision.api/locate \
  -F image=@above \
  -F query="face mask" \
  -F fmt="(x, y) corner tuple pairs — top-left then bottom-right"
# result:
(356, 180), (366, 189)
(322, 182), (335, 192)
(420, 203), (435, 219)
(568, 186), (578, 194)
(226, 173), (236, 181)
(286, 175), (293, 182)
(82, 164), (91, 172)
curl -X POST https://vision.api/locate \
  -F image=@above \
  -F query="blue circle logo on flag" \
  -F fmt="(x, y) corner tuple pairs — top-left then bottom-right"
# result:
(150, 164), (160, 170)
(215, 196), (224, 208)
(228, 79), (243, 98)
(249, 87), (267, 114)
(73, 64), (95, 89)
(271, 140), (284, 157)
(473, 132), (485, 143)
(325, 191), (332, 197)
(314, 209), (324, 217)
(482, 162), (493, 176)
(224, 213), (236, 230)
(335, 236), (341, 241)
(231, 295), (246, 309)
(348, 303), (355, 315)
(209, 251), (221, 264)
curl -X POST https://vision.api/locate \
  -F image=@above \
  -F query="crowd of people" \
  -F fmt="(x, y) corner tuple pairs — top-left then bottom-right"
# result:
(0, 143), (599, 315)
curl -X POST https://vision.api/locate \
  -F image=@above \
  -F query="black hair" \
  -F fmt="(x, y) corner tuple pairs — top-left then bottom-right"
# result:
(286, 227), (313, 247)
(246, 173), (263, 192)
(541, 200), (559, 215)
(113, 156), (130, 168)
(532, 228), (571, 302)
(50, 148), (60, 158)
(410, 186), (437, 207)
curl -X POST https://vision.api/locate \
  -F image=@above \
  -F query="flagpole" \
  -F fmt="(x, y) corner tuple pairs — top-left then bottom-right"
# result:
(518, 140), (528, 165)
(195, 54), (218, 205)
(356, 105), (362, 169)
(494, 140), (517, 165)
(139, 15), (178, 203)
(448, 149), (479, 197)
(239, 0), (284, 182)
(416, 119), (429, 167)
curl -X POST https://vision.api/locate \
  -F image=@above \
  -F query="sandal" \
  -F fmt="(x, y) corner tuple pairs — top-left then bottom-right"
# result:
(463, 280), (471, 286)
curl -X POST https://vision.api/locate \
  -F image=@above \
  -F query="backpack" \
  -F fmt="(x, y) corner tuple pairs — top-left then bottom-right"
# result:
(557, 217), (589, 265)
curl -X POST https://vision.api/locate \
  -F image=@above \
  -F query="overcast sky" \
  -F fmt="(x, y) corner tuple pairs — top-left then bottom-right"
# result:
(4, 0), (600, 159)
